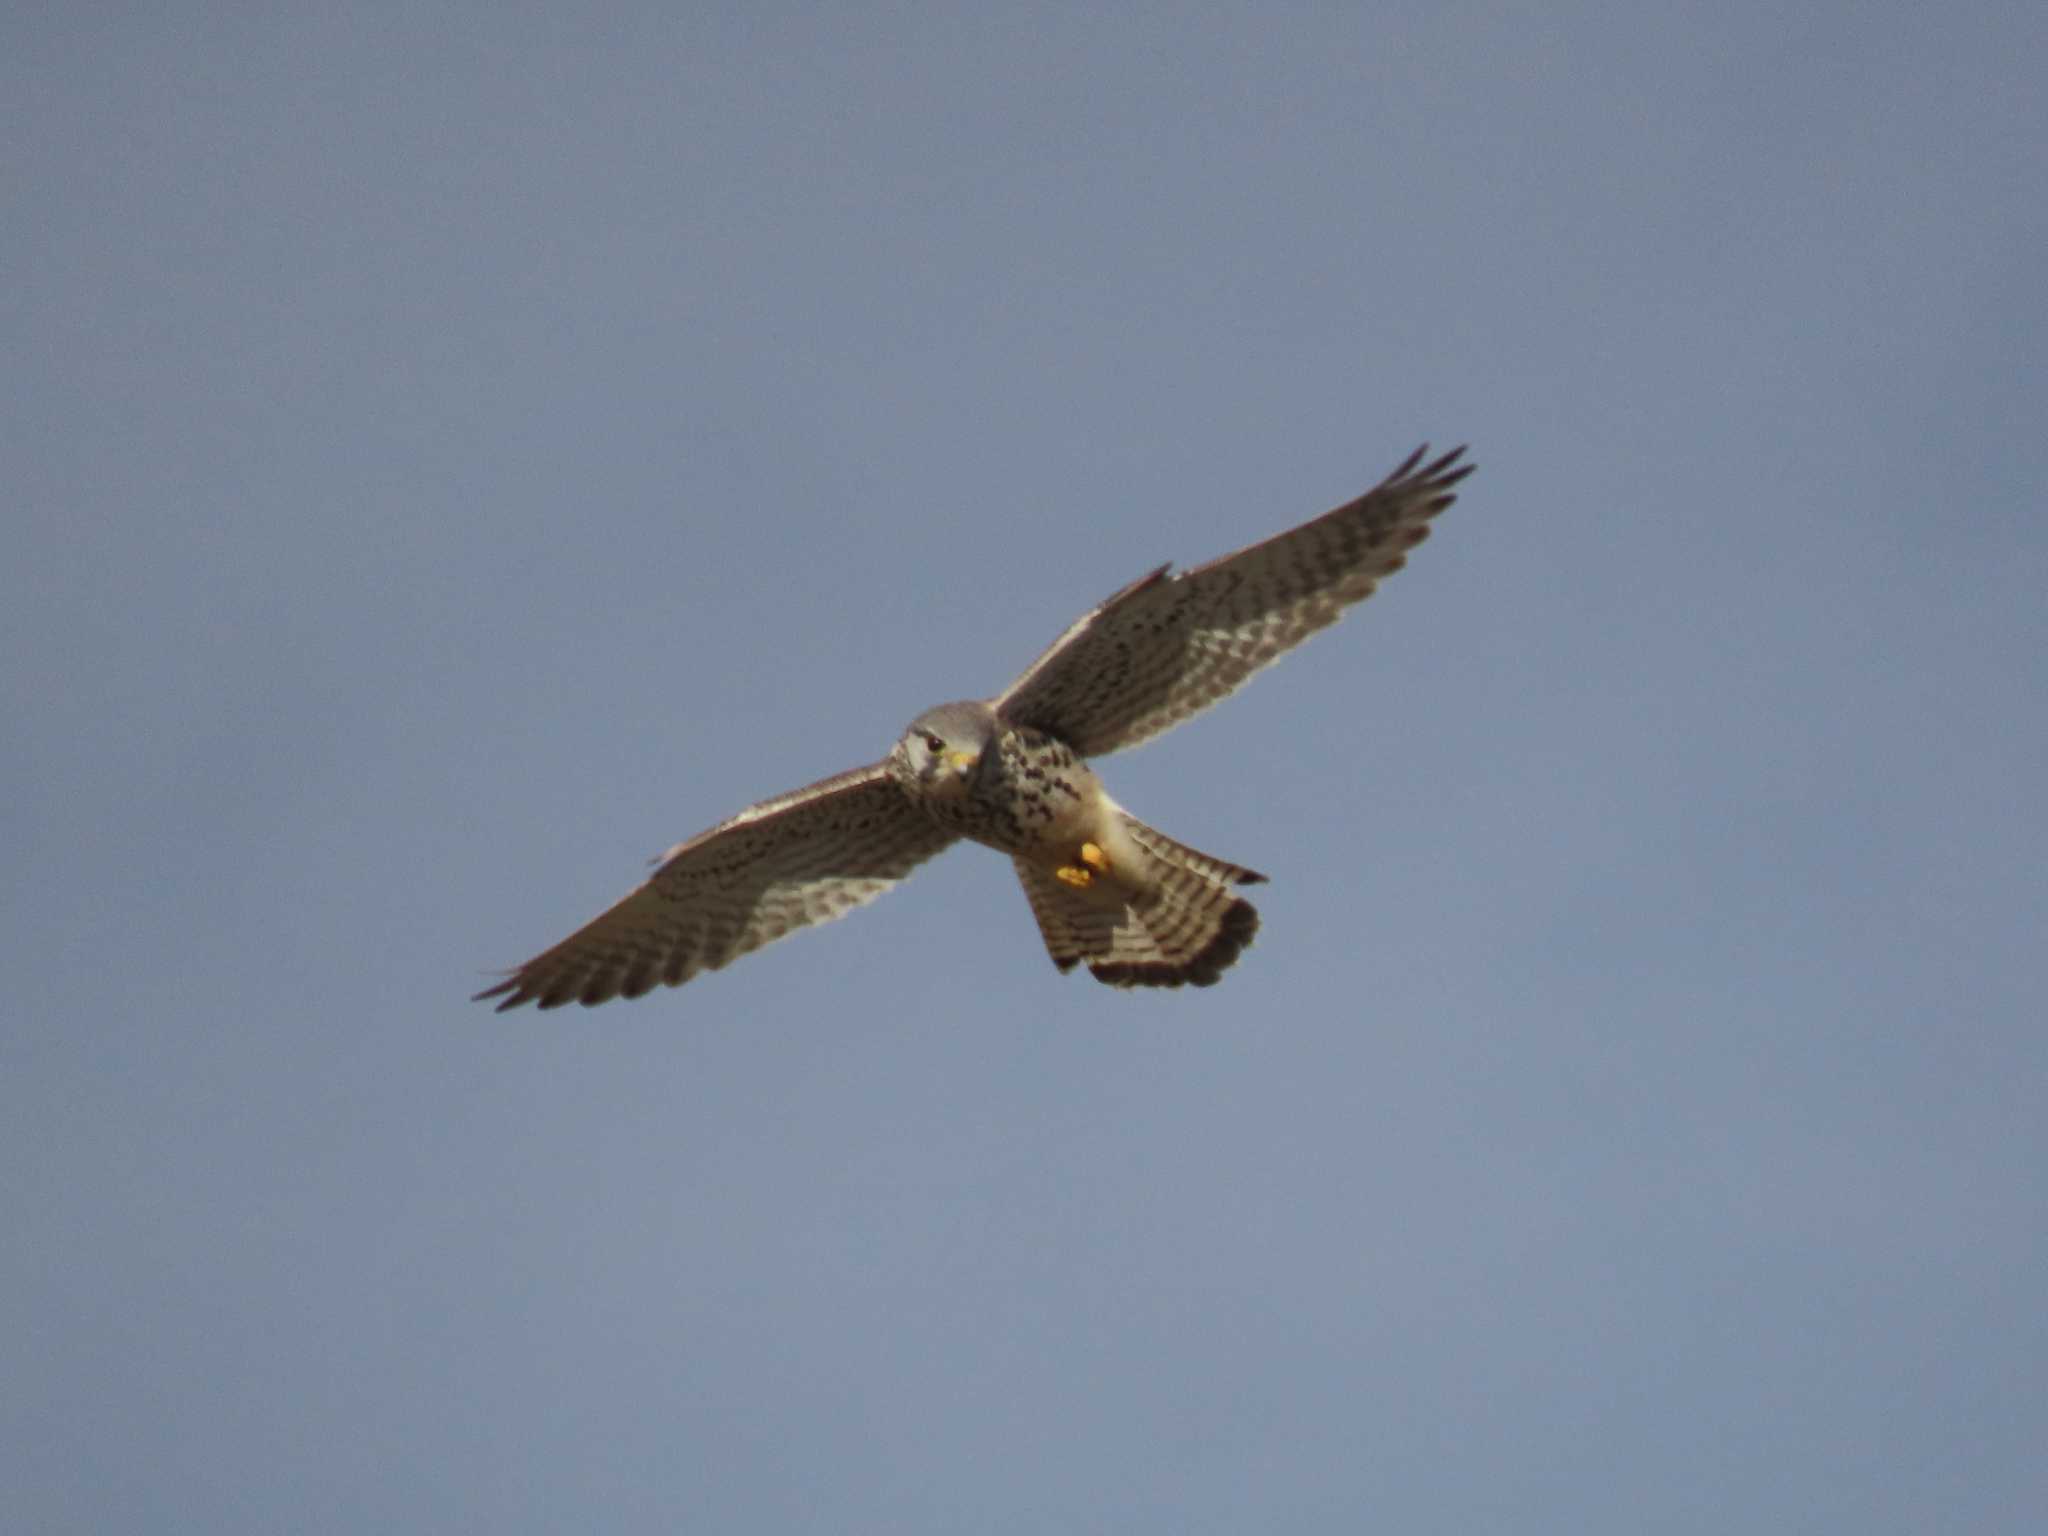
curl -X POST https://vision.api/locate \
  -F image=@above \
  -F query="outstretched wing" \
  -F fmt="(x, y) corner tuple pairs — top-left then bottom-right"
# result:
(475, 763), (956, 1011)
(993, 445), (1471, 757)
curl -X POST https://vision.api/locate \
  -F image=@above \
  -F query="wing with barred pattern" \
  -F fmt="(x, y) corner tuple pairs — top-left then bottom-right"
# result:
(475, 764), (956, 1011)
(993, 445), (1471, 757)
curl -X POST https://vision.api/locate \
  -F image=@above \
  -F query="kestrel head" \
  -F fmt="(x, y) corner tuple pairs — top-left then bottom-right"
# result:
(889, 700), (997, 803)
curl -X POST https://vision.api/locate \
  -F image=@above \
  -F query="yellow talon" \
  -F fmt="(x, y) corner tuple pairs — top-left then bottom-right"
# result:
(1052, 842), (1109, 890)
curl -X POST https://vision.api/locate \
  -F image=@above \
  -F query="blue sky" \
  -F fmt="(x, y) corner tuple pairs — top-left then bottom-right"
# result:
(7, 4), (2044, 1530)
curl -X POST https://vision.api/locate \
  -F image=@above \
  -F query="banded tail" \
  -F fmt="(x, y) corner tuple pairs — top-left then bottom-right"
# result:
(1012, 813), (1265, 988)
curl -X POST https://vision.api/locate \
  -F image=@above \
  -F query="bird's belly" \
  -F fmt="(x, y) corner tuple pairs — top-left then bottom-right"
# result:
(944, 750), (1103, 859)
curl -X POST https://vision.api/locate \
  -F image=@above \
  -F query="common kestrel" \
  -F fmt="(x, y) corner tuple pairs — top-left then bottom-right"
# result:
(476, 444), (1471, 1009)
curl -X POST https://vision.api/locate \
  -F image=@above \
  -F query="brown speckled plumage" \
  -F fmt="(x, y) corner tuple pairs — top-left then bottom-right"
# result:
(476, 444), (1469, 1010)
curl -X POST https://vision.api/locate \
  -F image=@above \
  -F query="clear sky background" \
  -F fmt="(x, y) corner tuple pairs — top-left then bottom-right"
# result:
(7, 4), (2044, 1531)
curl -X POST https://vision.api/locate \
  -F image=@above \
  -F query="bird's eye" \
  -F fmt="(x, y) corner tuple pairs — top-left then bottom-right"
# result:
(922, 732), (945, 753)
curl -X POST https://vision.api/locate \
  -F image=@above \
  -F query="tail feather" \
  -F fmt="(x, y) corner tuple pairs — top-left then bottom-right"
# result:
(1012, 815), (1263, 989)
(1118, 818), (1267, 891)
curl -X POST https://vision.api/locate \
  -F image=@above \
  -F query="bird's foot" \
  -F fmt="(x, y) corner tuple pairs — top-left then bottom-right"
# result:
(1054, 842), (1111, 889)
